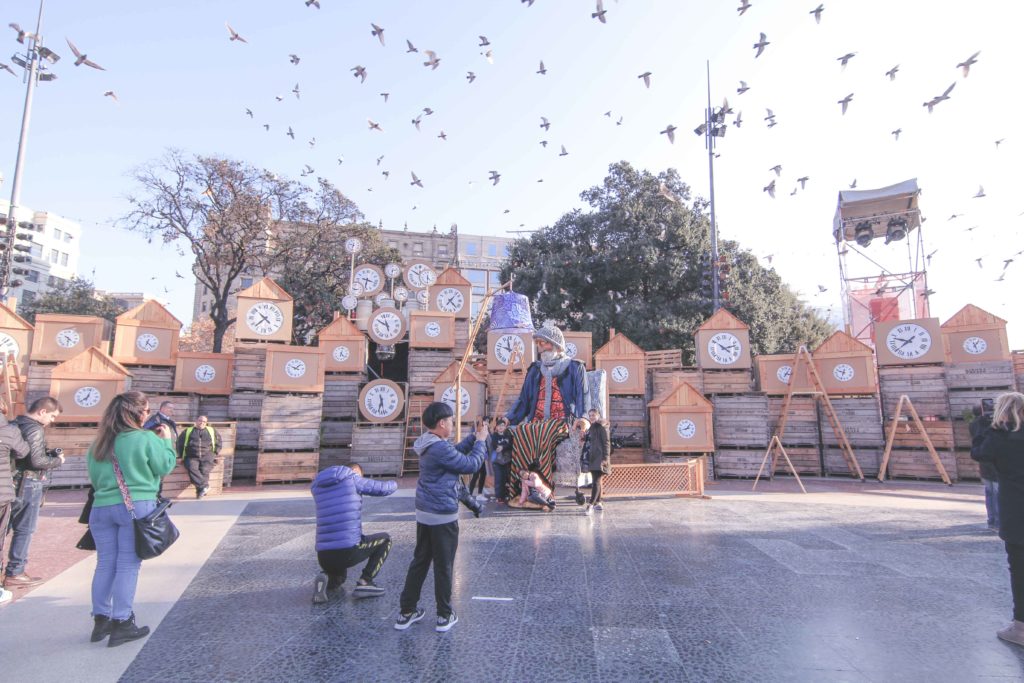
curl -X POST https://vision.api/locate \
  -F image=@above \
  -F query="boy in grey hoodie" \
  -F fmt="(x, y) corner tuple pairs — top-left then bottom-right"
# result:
(395, 402), (487, 633)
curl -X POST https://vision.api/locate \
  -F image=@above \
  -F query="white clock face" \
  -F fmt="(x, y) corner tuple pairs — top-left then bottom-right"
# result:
(406, 263), (437, 289)
(0, 332), (20, 360)
(833, 363), (855, 382)
(364, 384), (400, 419)
(494, 334), (526, 365)
(74, 385), (101, 408)
(436, 287), (464, 313)
(349, 282), (365, 297)
(393, 286), (410, 303)
(341, 295), (359, 311)
(344, 237), (363, 254)
(611, 365), (630, 383)
(56, 328), (81, 349)
(384, 262), (402, 278)
(441, 385), (471, 415)
(885, 323), (932, 360)
(963, 336), (988, 355)
(332, 345), (351, 362)
(416, 290), (430, 306)
(246, 302), (284, 336)
(371, 311), (403, 341)
(565, 342), (579, 359)
(776, 365), (793, 384)
(676, 419), (697, 439)
(374, 293), (390, 306)
(707, 332), (742, 365)
(136, 333), (159, 353)
(424, 321), (442, 337)
(354, 266), (383, 295)
(284, 358), (307, 378)
(194, 364), (217, 383)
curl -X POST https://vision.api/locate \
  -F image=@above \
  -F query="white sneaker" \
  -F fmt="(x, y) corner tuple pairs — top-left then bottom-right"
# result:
(594, 503), (604, 511)
(583, 505), (593, 515)
(0, 588), (12, 605)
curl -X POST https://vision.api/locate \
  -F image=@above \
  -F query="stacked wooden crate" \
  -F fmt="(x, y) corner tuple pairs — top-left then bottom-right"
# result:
(408, 349), (457, 474)
(321, 372), (363, 469)
(198, 395), (230, 422)
(25, 360), (58, 408)
(47, 423), (100, 488)
(257, 393), (323, 484)
(769, 397), (821, 475)
(160, 422), (237, 497)
(702, 367), (754, 396)
(649, 368), (704, 402)
(878, 365), (956, 481)
(124, 365), (175, 395)
(595, 331), (649, 463)
(229, 345), (268, 480)
(821, 397), (884, 478)
(712, 394), (770, 477)
(1014, 351), (1024, 393)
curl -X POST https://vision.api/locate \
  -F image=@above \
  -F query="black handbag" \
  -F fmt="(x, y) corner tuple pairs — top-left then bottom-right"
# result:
(111, 454), (180, 560)
(76, 486), (97, 550)
(76, 529), (96, 551)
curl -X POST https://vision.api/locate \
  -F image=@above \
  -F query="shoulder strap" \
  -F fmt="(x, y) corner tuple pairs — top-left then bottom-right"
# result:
(109, 454), (137, 519)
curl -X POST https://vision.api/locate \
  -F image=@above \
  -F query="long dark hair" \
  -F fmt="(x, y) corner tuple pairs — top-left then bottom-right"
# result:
(91, 391), (149, 462)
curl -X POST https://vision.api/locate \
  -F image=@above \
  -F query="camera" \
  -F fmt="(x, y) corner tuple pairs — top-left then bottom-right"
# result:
(47, 447), (63, 457)
(982, 398), (995, 416)
(456, 480), (482, 518)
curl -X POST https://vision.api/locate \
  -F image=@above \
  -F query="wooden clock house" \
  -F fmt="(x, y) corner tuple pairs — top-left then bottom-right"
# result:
(0, 300), (33, 377)
(235, 278), (294, 343)
(812, 331), (879, 395)
(264, 345), (326, 393)
(756, 354), (813, 395)
(648, 381), (715, 453)
(595, 330), (646, 396)
(695, 309), (752, 369)
(317, 314), (368, 373)
(433, 361), (487, 422)
(486, 330), (535, 372)
(563, 330), (593, 369)
(941, 304), (1010, 363)
(428, 268), (472, 319)
(30, 313), (112, 362)
(112, 300), (182, 366)
(50, 348), (131, 422)
(409, 310), (456, 349)
(174, 352), (234, 394)
(873, 317), (944, 366)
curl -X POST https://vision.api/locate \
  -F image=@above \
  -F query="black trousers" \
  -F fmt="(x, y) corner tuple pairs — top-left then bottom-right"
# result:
(399, 521), (459, 618)
(184, 457), (215, 490)
(1006, 541), (1024, 622)
(318, 532), (392, 583)
(589, 470), (606, 505)
(468, 462), (487, 494)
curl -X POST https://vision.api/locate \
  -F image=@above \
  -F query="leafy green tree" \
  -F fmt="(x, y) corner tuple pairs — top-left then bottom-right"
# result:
(501, 161), (832, 361)
(20, 277), (128, 325)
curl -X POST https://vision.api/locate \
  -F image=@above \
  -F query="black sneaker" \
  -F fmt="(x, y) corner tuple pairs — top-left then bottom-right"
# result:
(107, 613), (150, 648)
(436, 611), (459, 632)
(395, 608), (426, 630)
(327, 569), (347, 592)
(353, 580), (386, 598)
(312, 572), (329, 604)
(90, 615), (112, 643)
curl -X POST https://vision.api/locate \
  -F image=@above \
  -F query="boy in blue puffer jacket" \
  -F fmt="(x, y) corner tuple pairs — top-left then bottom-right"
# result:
(310, 463), (397, 604)
(395, 402), (488, 633)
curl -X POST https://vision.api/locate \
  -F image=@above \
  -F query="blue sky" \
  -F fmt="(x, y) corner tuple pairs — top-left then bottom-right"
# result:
(2, 0), (1022, 342)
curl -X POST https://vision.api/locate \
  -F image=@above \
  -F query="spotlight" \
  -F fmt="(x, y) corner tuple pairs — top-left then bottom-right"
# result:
(375, 344), (396, 361)
(885, 217), (907, 244)
(693, 123), (707, 136)
(854, 221), (873, 247)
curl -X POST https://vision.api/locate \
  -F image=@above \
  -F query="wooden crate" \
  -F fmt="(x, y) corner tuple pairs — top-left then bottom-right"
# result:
(702, 368), (753, 395)
(162, 458), (227, 498)
(768, 396), (820, 446)
(144, 393), (200, 421)
(49, 453), (90, 487)
(952, 419), (973, 451)
(956, 450), (980, 481)
(350, 423), (406, 476)
(123, 365), (175, 394)
(821, 396), (883, 447)
(256, 451), (318, 484)
(232, 448), (258, 480)
(408, 349), (456, 394)
(198, 395), (230, 421)
(945, 361), (1015, 390)
(878, 366), (950, 418)
(883, 419), (955, 450)
(323, 374), (362, 420)
(321, 419), (354, 447)
(487, 371), (524, 418)
(1014, 351), (1024, 393)
(885, 448), (957, 482)
(713, 448), (767, 478)
(47, 423), (99, 456)
(232, 346), (268, 391)
(454, 318), (472, 351)
(712, 394), (769, 448)
(773, 445), (821, 476)
(650, 368), (704, 400)
(948, 388), (1009, 419)
(825, 447), (881, 478)
(229, 391), (264, 419)
(26, 361), (58, 407)
(259, 393), (323, 452)
(319, 446), (352, 470)
(235, 420), (261, 450)
(613, 446), (647, 464)
(645, 349), (682, 370)
(609, 395), (646, 448)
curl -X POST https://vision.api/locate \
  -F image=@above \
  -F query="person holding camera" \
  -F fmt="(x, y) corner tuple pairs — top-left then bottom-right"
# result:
(395, 402), (487, 633)
(4, 397), (63, 589)
(970, 401), (998, 530)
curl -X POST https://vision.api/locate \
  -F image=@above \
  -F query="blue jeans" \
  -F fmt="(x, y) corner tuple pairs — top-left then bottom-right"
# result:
(6, 477), (46, 577)
(983, 478), (1000, 528)
(494, 462), (510, 500)
(89, 499), (157, 620)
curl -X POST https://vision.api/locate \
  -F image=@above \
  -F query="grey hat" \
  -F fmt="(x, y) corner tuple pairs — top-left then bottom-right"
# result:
(532, 322), (565, 352)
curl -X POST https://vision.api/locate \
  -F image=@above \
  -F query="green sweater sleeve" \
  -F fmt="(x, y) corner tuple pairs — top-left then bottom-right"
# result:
(88, 430), (178, 506)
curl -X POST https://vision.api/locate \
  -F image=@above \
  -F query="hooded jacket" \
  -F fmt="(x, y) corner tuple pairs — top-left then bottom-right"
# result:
(311, 465), (397, 551)
(1, 415), (31, 505)
(506, 358), (587, 426)
(413, 431), (486, 525)
(978, 425), (1024, 544)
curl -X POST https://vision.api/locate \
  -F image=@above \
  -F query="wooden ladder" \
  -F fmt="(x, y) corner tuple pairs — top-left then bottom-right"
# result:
(402, 393), (435, 475)
(877, 394), (951, 485)
(1, 353), (25, 417)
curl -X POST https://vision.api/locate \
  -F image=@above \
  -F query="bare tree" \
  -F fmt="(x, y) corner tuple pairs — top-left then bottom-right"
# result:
(120, 151), (367, 351)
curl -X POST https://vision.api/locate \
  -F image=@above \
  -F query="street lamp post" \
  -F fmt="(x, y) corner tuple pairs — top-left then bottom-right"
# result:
(1, 0), (59, 297)
(694, 61), (727, 312)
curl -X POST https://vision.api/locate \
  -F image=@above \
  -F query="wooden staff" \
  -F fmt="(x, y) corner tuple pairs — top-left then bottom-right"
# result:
(454, 280), (513, 440)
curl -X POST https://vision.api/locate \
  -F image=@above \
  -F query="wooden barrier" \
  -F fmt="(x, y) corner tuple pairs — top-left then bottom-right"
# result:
(602, 460), (705, 498)
(256, 451), (318, 484)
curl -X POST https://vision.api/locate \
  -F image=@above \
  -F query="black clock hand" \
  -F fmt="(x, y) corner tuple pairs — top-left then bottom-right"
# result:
(446, 295), (457, 308)
(378, 394), (385, 411)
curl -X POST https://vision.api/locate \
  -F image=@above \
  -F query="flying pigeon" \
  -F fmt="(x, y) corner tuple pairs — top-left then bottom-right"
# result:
(263, 123), (270, 131)
(790, 187), (798, 196)
(537, 60), (547, 75)
(923, 83), (955, 113)
(382, 171), (389, 179)
(103, 90), (118, 102)
(479, 36), (490, 47)
(660, 125), (677, 143)
(0, 63), (15, 76)
(769, 164), (782, 176)
(957, 51), (980, 77)
(225, 23), (247, 43)
(245, 108), (253, 118)
(737, 80), (749, 94)
(638, 71), (652, 88)
(482, 49), (494, 64)
(885, 65), (899, 81)
(733, 111), (743, 128)
(976, 257), (984, 268)
(379, 93), (390, 103)
(616, 116), (623, 126)
(810, 4), (824, 23)
(286, 127), (295, 139)
(838, 93), (853, 114)
(8, 23), (37, 44)
(289, 54), (300, 65)
(423, 50), (441, 69)
(540, 116), (551, 130)
(753, 33), (769, 58)
(411, 116), (422, 131)
(423, 107), (434, 115)
(737, 0), (752, 16)
(837, 52), (856, 69)
(995, 139), (1005, 149)
(849, 179), (857, 189)
(351, 65), (367, 82)
(489, 170), (501, 186)
(66, 39), (105, 70)
(406, 39), (418, 53)
(308, 137), (316, 148)
(466, 71), (476, 83)
(376, 155), (384, 165)
(367, 119), (383, 132)
(306, 0), (320, 7)
(974, 186), (986, 198)
(437, 131), (447, 140)
(763, 180), (776, 198)
(559, 145), (568, 156)
(797, 176), (809, 189)
(891, 128), (902, 141)
(764, 108), (775, 120)
(817, 285), (828, 293)
(410, 172), (423, 188)
(371, 23), (385, 46)
(540, 140), (548, 147)
(292, 83), (301, 99)
(592, 0), (608, 23)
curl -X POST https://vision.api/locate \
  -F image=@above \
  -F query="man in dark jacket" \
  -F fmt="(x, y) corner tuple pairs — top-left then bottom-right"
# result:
(310, 463), (396, 604)
(176, 416), (221, 499)
(395, 402), (487, 633)
(0, 404), (31, 605)
(6, 397), (63, 588)
(970, 404), (998, 529)
(144, 401), (178, 440)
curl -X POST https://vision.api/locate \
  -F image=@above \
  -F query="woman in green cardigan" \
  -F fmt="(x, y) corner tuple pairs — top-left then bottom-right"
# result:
(87, 391), (176, 647)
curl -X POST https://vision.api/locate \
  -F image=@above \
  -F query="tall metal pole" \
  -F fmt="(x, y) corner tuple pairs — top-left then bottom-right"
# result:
(705, 60), (721, 312)
(1, 0), (46, 297)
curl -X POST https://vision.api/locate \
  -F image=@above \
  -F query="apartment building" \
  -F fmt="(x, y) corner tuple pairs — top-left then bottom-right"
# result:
(0, 199), (81, 307)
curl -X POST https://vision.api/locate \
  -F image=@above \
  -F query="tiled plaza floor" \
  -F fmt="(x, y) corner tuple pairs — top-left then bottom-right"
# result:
(116, 488), (1024, 682)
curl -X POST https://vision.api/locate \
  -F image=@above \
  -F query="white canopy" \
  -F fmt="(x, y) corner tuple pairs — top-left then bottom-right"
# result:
(833, 178), (921, 242)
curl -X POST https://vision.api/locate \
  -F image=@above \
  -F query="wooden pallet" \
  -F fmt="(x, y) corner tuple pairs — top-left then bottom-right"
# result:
(878, 365), (950, 418)
(712, 394), (769, 448)
(408, 349), (456, 394)
(321, 419), (354, 447)
(955, 449), (981, 481)
(259, 393), (323, 452)
(945, 361), (1015, 390)
(235, 420), (261, 450)
(650, 368), (704, 400)
(198, 395), (230, 421)
(772, 446), (821, 476)
(232, 346), (268, 391)
(886, 448), (957, 481)
(878, 395), (953, 484)
(319, 446), (352, 470)
(820, 396), (883, 447)
(702, 368), (754, 395)
(323, 373), (362, 420)
(948, 388), (1011, 419)
(769, 396), (820, 446)
(144, 393), (200, 421)
(883, 419), (955, 450)
(714, 448), (770, 478)
(228, 391), (264, 419)
(825, 447), (881, 478)
(256, 451), (318, 484)
(232, 448), (258, 480)
(25, 361), (58, 407)
(122, 364), (175, 394)
(351, 423), (406, 476)
(644, 349), (682, 370)
(161, 459), (227, 498)
(403, 393), (434, 475)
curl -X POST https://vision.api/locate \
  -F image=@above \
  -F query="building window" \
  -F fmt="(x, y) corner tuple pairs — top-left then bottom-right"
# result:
(53, 228), (62, 241)
(413, 242), (423, 254)
(487, 243), (498, 257)
(50, 249), (59, 263)
(388, 240), (398, 248)
(503, 244), (510, 257)
(21, 290), (36, 304)
(64, 232), (72, 242)
(465, 243), (478, 256)
(30, 244), (42, 258)
(60, 252), (68, 266)
(25, 269), (39, 283)
(438, 244), (448, 255)
(202, 301), (208, 312)
(240, 277), (253, 289)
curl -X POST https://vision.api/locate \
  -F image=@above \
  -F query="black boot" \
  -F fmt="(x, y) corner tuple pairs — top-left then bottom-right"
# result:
(107, 612), (150, 648)
(90, 615), (112, 642)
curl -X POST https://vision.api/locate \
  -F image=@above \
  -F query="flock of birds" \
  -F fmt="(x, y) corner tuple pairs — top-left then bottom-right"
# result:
(5, 22), (118, 100)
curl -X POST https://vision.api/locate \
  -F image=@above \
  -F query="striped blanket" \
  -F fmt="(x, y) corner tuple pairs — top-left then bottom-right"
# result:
(509, 419), (569, 497)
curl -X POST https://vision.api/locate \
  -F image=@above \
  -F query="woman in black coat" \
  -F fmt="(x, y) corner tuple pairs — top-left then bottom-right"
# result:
(977, 392), (1024, 647)
(584, 409), (611, 514)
